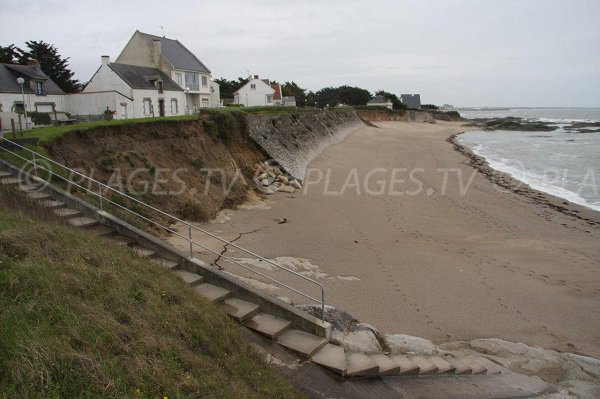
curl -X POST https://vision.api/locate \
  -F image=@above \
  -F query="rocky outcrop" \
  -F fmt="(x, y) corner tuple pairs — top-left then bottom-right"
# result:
(465, 117), (558, 131)
(247, 110), (363, 182)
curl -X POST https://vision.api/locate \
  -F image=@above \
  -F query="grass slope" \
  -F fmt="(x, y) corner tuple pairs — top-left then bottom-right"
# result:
(0, 188), (303, 399)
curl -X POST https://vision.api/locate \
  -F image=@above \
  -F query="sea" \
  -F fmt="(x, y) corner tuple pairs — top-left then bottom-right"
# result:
(456, 108), (600, 212)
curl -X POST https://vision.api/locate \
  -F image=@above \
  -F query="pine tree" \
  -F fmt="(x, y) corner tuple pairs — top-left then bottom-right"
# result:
(17, 41), (81, 93)
(0, 44), (20, 63)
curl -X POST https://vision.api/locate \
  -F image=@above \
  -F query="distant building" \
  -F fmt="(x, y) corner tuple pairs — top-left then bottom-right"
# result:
(366, 95), (393, 110)
(234, 75), (295, 107)
(401, 94), (421, 109)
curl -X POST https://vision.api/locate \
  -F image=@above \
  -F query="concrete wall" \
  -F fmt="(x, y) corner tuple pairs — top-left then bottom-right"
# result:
(115, 32), (156, 69)
(248, 110), (364, 181)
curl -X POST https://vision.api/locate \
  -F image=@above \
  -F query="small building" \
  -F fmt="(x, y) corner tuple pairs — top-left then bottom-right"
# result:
(115, 30), (220, 111)
(233, 76), (295, 107)
(0, 61), (65, 115)
(366, 95), (393, 110)
(66, 56), (186, 119)
(400, 94), (421, 109)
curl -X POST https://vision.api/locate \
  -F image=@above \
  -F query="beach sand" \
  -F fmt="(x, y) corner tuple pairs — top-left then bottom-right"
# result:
(170, 121), (600, 358)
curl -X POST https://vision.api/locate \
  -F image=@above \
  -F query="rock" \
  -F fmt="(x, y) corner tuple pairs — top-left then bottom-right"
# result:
(331, 328), (382, 353)
(276, 175), (289, 184)
(257, 172), (268, 180)
(290, 179), (302, 190)
(278, 185), (295, 194)
(267, 171), (277, 178)
(386, 334), (438, 355)
(272, 166), (283, 176)
(261, 178), (270, 187)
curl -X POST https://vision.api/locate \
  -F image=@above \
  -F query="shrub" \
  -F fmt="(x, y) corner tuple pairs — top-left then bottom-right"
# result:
(30, 112), (52, 126)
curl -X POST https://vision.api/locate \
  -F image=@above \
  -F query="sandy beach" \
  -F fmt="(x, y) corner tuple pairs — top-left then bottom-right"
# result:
(170, 121), (600, 358)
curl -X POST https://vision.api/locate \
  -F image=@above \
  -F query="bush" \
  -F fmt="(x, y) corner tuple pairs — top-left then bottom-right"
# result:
(29, 112), (52, 126)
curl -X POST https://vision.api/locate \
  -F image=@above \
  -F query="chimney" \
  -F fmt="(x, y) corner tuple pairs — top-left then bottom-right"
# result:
(101, 55), (110, 65)
(254, 75), (259, 79)
(27, 59), (39, 66)
(153, 39), (161, 67)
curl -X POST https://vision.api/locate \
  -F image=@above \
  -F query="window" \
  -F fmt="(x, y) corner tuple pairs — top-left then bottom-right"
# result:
(184, 72), (199, 91)
(201, 99), (209, 108)
(14, 102), (25, 113)
(250, 84), (256, 90)
(201, 76), (208, 86)
(35, 81), (44, 95)
(266, 94), (273, 103)
(143, 98), (152, 115)
(170, 99), (178, 114)
(35, 103), (54, 113)
(157, 80), (163, 94)
(175, 72), (183, 86)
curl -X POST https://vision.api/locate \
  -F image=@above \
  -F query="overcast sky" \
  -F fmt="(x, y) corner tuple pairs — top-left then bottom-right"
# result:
(2, 0), (599, 107)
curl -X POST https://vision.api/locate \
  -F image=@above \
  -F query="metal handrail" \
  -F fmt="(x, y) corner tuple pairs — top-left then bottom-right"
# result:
(0, 136), (325, 319)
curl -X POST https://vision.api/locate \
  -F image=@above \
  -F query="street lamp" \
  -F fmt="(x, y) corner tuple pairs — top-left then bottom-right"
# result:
(184, 87), (190, 114)
(16, 77), (29, 129)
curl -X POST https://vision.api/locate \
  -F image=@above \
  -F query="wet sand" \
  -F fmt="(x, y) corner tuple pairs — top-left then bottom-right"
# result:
(170, 121), (600, 358)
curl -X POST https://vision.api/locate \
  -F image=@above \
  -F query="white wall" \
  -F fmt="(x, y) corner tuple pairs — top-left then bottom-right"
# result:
(64, 92), (127, 118)
(0, 92), (66, 114)
(84, 63), (132, 95)
(234, 78), (275, 107)
(129, 89), (187, 119)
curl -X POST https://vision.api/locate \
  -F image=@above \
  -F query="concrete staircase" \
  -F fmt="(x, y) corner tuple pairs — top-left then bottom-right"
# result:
(0, 167), (503, 381)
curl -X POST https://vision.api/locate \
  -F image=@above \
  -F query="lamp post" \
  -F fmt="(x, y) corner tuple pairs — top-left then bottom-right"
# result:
(184, 87), (190, 115)
(16, 77), (29, 129)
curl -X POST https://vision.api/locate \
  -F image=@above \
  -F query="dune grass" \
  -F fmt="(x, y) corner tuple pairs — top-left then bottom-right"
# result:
(0, 186), (303, 399)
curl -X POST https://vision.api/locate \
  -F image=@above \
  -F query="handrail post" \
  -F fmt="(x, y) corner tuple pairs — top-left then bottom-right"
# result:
(98, 183), (104, 210)
(31, 152), (37, 177)
(188, 225), (193, 259)
(321, 290), (325, 322)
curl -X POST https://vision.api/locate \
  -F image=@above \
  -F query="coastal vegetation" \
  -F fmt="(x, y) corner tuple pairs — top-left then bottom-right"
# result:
(0, 186), (303, 398)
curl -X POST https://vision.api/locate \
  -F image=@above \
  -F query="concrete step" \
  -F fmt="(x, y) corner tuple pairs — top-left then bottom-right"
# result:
(369, 353), (400, 376)
(110, 236), (136, 247)
(444, 356), (473, 374)
(220, 298), (261, 322)
(469, 356), (503, 374)
(346, 352), (379, 378)
(428, 356), (456, 374)
(173, 270), (204, 286)
(53, 208), (81, 218)
(0, 171), (12, 178)
(87, 226), (115, 237)
(277, 329), (327, 358)
(389, 354), (420, 375)
(244, 313), (292, 340)
(152, 258), (179, 270)
(194, 283), (231, 302)
(27, 191), (50, 200)
(1, 177), (22, 185)
(311, 344), (346, 376)
(67, 217), (98, 228)
(409, 355), (438, 375)
(461, 355), (488, 374)
(40, 200), (65, 209)
(132, 246), (155, 258)
(19, 184), (41, 192)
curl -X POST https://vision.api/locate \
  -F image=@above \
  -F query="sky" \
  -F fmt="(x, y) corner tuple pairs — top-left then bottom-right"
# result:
(2, 0), (599, 107)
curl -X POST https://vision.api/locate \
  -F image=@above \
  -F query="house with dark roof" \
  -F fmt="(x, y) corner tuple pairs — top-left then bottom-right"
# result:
(233, 75), (296, 107)
(115, 30), (220, 111)
(65, 55), (185, 119)
(0, 61), (65, 116)
(400, 94), (421, 109)
(366, 95), (393, 110)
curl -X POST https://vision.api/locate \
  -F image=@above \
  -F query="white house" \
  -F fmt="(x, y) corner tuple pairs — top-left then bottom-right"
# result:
(66, 56), (186, 119)
(115, 31), (220, 111)
(233, 76), (296, 107)
(366, 95), (393, 110)
(0, 61), (66, 114)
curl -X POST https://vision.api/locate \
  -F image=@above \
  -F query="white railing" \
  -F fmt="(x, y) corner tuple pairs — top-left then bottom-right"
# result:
(0, 137), (326, 320)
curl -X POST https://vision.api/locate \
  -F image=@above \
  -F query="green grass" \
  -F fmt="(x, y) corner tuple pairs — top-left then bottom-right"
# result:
(0, 187), (303, 399)
(19, 115), (199, 146)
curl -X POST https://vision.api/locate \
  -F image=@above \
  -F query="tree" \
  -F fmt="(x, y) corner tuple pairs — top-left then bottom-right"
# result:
(16, 40), (80, 93)
(421, 104), (439, 110)
(314, 87), (340, 108)
(337, 85), (372, 106)
(214, 76), (249, 99)
(281, 81), (307, 106)
(375, 90), (405, 109)
(0, 44), (20, 63)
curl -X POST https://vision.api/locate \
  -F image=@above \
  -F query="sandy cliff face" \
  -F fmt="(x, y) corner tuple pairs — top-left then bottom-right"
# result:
(49, 118), (266, 222)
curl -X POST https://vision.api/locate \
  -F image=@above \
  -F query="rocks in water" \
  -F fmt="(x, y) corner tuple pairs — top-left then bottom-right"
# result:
(385, 334), (439, 355)
(252, 161), (301, 195)
(469, 117), (558, 132)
